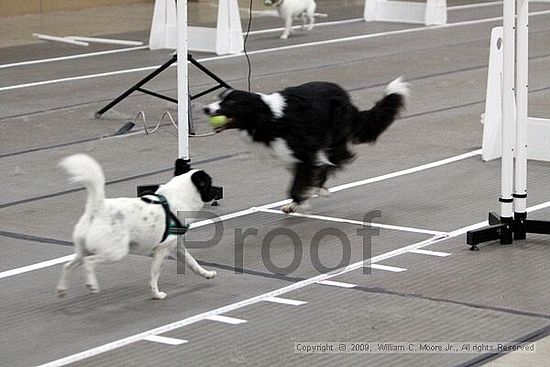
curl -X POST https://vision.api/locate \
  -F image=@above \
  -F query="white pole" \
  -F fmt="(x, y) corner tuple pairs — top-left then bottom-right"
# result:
(514, 0), (529, 216)
(177, 0), (190, 160)
(500, 0), (515, 220)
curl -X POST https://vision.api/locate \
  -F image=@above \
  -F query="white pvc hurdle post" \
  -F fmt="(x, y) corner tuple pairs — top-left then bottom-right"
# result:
(177, 0), (189, 160)
(498, 0), (517, 244)
(513, 0), (529, 239)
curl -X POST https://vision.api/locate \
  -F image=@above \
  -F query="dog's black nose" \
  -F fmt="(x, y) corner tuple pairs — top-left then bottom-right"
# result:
(203, 106), (211, 114)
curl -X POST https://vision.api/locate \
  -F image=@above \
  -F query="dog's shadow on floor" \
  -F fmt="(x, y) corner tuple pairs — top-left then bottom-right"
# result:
(52, 281), (218, 316)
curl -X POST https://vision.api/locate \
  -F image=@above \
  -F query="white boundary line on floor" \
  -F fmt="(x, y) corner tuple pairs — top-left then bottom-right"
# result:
(0, 46), (148, 70)
(142, 335), (187, 345)
(0, 254), (74, 280)
(204, 315), (247, 325)
(257, 208), (447, 236)
(447, 1), (503, 11)
(408, 249), (451, 257)
(3, 10), (550, 93)
(0, 149), (480, 280)
(37, 195), (550, 367)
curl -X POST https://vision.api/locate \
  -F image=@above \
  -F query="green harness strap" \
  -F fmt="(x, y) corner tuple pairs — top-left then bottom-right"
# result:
(140, 194), (190, 242)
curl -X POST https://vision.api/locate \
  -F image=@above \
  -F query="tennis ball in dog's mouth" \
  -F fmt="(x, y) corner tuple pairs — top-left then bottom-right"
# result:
(208, 115), (228, 128)
(264, 0), (273, 6)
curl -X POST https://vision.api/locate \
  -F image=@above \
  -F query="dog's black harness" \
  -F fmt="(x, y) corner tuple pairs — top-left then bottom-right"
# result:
(140, 194), (189, 242)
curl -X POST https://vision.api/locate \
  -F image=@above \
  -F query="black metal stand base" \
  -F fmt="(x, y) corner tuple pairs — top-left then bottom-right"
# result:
(467, 212), (550, 251)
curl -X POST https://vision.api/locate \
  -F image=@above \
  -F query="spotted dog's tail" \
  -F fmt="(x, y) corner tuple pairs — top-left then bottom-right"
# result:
(59, 154), (106, 216)
(352, 77), (409, 144)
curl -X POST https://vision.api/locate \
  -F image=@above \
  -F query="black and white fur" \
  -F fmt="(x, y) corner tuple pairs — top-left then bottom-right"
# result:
(272, 0), (316, 39)
(204, 78), (409, 213)
(56, 154), (217, 300)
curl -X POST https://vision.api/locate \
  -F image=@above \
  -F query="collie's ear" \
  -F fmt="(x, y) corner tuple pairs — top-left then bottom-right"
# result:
(174, 159), (191, 176)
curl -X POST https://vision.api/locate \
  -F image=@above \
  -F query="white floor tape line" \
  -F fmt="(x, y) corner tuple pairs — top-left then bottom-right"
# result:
(204, 315), (247, 325)
(142, 335), (188, 346)
(408, 249), (451, 257)
(258, 208), (447, 236)
(366, 264), (408, 272)
(315, 280), (358, 288)
(263, 296), (307, 306)
(0, 254), (74, 280)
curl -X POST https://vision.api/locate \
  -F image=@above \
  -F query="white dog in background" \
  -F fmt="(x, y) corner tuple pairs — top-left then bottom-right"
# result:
(270, 0), (317, 39)
(56, 154), (217, 300)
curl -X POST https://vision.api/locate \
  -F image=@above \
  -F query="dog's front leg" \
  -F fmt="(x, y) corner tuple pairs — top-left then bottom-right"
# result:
(177, 244), (217, 280)
(280, 17), (293, 39)
(150, 245), (171, 300)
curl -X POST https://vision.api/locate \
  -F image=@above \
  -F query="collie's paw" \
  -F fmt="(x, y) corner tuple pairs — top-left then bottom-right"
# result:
(153, 291), (167, 300)
(280, 34), (289, 39)
(205, 271), (217, 280)
(281, 202), (309, 213)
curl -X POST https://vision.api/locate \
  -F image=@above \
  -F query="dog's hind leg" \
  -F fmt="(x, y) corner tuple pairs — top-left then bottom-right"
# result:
(56, 253), (83, 297)
(82, 254), (111, 293)
(150, 244), (172, 300)
(306, 2), (316, 30)
(177, 244), (217, 280)
(282, 163), (317, 213)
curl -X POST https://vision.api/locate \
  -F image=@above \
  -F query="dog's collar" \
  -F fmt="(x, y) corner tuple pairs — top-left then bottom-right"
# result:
(140, 194), (189, 242)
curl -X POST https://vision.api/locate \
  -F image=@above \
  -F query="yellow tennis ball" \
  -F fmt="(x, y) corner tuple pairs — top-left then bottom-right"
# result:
(264, 0), (273, 6)
(208, 115), (227, 128)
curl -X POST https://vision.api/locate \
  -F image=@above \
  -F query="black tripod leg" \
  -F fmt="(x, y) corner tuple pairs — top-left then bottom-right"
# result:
(95, 55), (178, 118)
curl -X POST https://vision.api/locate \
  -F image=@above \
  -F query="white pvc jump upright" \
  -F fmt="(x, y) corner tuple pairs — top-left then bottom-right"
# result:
(177, 0), (189, 160)
(364, 0), (447, 25)
(149, 0), (243, 55)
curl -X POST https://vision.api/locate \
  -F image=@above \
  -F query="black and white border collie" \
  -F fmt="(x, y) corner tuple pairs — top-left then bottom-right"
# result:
(204, 78), (409, 213)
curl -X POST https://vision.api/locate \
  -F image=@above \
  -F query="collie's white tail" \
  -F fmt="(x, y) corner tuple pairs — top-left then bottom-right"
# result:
(59, 154), (105, 216)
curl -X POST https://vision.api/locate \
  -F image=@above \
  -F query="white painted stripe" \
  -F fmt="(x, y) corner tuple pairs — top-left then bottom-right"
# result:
(258, 208), (447, 236)
(409, 249), (451, 257)
(263, 297), (307, 306)
(448, 1), (502, 11)
(0, 46), (148, 69)
(366, 264), (407, 272)
(0, 149), (479, 280)
(33, 33), (89, 46)
(142, 335), (187, 346)
(316, 280), (357, 288)
(67, 37), (143, 46)
(246, 18), (363, 35)
(0, 254), (74, 279)
(330, 149), (482, 193)
(34, 199), (550, 367)
(5, 10), (550, 92)
(204, 315), (247, 325)
(0, 65), (165, 92)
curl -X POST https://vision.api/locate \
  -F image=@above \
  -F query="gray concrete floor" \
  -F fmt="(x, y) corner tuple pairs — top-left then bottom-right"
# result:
(1, 1), (550, 366)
